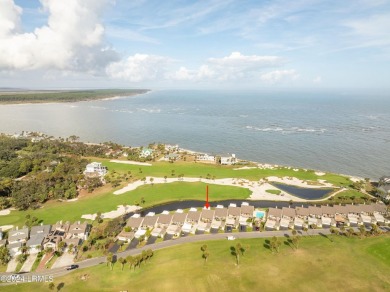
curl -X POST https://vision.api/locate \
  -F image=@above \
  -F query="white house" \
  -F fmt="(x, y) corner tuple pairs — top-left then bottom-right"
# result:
(377, 185), (390, 201)
(84, 162), (107, 176)
(220, 154), (236, 165)
(139, 148), (153, 158)
(196, 154), (215, 162)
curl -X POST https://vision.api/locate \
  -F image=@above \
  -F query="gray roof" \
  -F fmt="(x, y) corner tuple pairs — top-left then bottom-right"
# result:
(157, 214), (173, 225)
(359, 204), (375, 213)
(142, 215), (158, 227)
(268, 207), (283, 218)
(53, 222), (70, 233)
(201, 209), (215, 220)
(30, 225), (51, 237)
(8, 227), (29, 242)
(142, 215), (158, 228)
(228, 206), (241, 217)
(187, 211), (201, 222)
(126, 217), (144, 229)
(282, 207), (296, 218)
(214, 207), (228, 218)
(371, 203), (387, 213)
(26, 235), (44, 247)
(296, 207), (310, 216)
(321, 205), (335, 215)
(172, 213), (187, 224)
(241, 205), (254, 215)
(307, 206), (322, 216)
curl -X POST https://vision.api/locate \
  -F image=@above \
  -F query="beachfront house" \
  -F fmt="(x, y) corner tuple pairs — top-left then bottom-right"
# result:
(377, 176), (390, 202)
(84, 162), (107, 176)
(220, 154), (237, 165)
(164, 153), (181, 162)
(196, 154), (216, 163)
(139, 148), (153, 158)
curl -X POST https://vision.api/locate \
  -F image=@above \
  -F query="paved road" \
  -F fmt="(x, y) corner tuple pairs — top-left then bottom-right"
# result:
(1, 227), (388, 285)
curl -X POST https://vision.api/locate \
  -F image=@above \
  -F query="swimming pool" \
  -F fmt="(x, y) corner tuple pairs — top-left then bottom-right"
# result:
(255, 211), (265, 219)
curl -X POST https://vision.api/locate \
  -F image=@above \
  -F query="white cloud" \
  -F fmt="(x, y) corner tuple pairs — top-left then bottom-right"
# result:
(168, 52), (290, 83)
(260, 70), (298, 83)
(0, 0), (118, 72)
(106, 54), (171, 82)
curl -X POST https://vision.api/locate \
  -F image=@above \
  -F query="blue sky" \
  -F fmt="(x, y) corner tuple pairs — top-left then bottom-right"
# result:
(1, 0), (390, 90)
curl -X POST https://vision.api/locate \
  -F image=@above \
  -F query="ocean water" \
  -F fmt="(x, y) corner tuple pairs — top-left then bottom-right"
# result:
(0, 90), (389, 178)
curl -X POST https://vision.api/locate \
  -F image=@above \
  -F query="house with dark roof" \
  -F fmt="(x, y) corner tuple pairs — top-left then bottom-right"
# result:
(27, 225), (51, 254)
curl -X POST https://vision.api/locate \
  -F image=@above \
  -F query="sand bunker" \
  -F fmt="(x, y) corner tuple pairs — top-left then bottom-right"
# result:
(110, 160), (152, 166)
(81, 205), (141, 220)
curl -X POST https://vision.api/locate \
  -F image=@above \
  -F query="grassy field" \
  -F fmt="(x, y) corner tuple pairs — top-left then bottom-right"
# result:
(0, 182), (250, 227)
(3, 234), (389, 291)
(0, 89), (149, 104)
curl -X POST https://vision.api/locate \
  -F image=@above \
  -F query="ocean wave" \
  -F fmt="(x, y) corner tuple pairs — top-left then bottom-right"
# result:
(139, 108), (161, 113)
(245, 125), (327, 134)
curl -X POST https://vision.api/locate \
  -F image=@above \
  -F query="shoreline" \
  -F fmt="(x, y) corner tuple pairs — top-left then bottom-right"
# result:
(0, 89), (150, 105)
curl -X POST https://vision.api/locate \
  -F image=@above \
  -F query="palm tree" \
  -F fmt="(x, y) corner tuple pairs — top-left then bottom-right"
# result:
(164, 176), (167, 182)
(147, 249), (154, 261)
(141, 177), (146, 184)
(107, 252), (113, 270)
(150, 177), (154, 185)
(202, 251), (209, 264)
(359, 225), (366, 239)
(140, 197), (145, 205)
(126, 255), (134, 270)
(118, 257), (126, 271)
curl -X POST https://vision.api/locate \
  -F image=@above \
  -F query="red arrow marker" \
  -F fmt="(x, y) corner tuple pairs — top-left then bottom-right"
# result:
(205, 185), (210, 209)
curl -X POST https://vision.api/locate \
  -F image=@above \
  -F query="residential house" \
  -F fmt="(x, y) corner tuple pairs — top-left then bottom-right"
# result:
(126, 215), (144, 231)
(198, 209), (215, 231)
(377, 176), (390, 201)
(139, 148), (153, 158)
(141, 215), (159, 230)
(67, 221), (89, 241)
(27, 225), (51, 254)
(84, 162), (107, 176)
(280, 207), (296, 230)
(42, 232), (62, 251)
(8, 227), (29, 244)
(157, 214), (173, 229)
(220, 154), (236, 165)
(117, 231), (135, 243)
(52, 221), (70, 236)
(196, 154), (215, 163)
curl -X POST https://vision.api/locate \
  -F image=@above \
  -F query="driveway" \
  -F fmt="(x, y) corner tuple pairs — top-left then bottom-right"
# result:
(146, 236), (157, 245)
(20, 254), (38, 272)
(108, 243), (120, 253)
(126, 239), (139, 250)
(6, 257), (18, 273)
(51, 252), (75, 269)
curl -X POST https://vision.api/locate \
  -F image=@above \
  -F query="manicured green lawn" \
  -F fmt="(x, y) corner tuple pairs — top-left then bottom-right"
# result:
(332, 189), (368, 199)
(3, 235), (390, 291)
(0, 182), (250, 227)
(99, 160), (352, 187)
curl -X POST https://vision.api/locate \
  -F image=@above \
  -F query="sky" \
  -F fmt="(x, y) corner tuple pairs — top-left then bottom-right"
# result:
(0, 0), (390, 90)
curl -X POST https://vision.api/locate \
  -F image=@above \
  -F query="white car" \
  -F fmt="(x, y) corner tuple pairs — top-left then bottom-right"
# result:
(227, 236), (236, 240)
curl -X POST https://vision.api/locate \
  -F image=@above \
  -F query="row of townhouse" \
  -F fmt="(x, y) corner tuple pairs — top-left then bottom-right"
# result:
(265, 203), (389, 231)
(0, 221), (90, 257)
(116, 203), (257, 242)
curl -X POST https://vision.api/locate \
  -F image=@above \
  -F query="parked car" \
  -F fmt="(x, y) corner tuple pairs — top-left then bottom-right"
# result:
(227, 236), (236, 240)
(66, 264), (79, 271)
